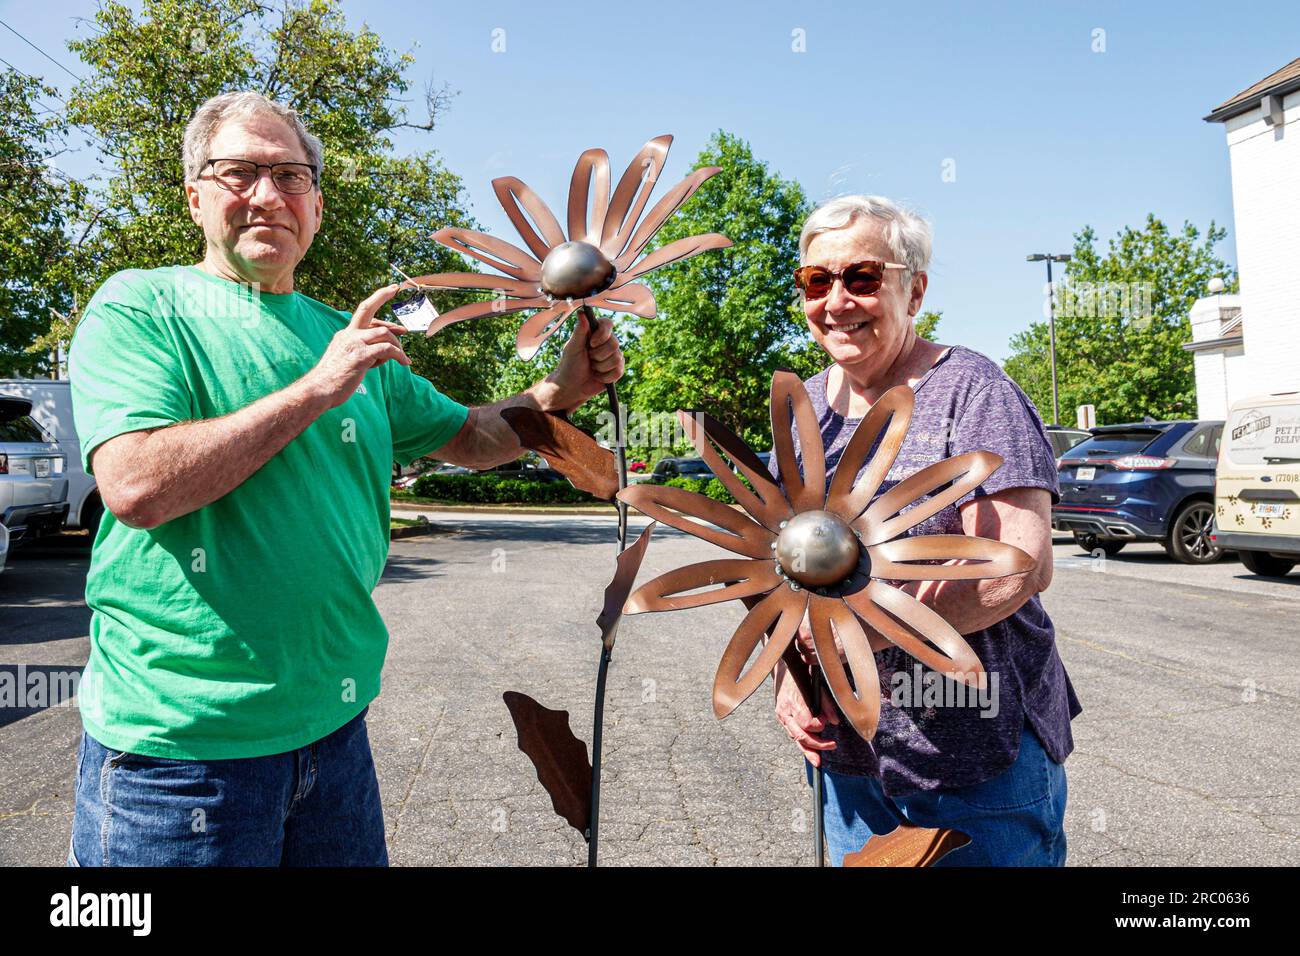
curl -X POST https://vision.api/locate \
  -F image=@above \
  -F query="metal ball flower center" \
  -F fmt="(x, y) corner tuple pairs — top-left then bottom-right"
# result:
(540, 241), (617, 299)
(775, 510), (862, 587)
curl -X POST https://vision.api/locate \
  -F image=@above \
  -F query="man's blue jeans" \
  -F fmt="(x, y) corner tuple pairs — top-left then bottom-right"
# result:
(808, 721), (1068, 866)
(68, 706), (387, 866)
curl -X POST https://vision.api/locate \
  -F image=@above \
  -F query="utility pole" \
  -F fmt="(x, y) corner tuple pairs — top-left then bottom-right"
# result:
(1026, 253), (1072, 425)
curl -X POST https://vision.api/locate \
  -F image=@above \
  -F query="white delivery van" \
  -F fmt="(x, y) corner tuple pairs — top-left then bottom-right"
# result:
(1212, 392), (1300, 577)
(0, 379), (102, 538)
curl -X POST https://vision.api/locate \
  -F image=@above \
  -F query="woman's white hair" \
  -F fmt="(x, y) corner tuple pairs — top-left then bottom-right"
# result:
(182, 91), (324, 184)
(798, 195), (932, 279)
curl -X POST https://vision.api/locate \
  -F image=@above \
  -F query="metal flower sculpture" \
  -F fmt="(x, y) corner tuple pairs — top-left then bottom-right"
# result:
(406, 135), (731, 359)
(618, 371), (1037, 742)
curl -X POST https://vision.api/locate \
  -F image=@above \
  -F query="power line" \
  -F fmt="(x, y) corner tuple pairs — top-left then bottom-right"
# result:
(0, 54), (116, 158)
(0, 17), (83, 82)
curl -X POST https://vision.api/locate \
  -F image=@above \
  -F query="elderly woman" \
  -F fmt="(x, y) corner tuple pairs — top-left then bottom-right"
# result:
(771, 195), (1081, 866)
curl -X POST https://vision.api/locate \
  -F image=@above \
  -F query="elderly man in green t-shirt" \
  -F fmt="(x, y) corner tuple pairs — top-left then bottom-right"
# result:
(66, 91), (624, 866)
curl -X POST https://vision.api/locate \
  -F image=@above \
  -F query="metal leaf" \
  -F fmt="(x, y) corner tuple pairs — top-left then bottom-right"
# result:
(567, 148), (611, 244)
(600, 135), (672, 261)
(426, 296), (550, 338)
(430, 227), (541, 281)
(618, 483), (774, 559)
(843, 581), (985, 685)
(515, 301), (577, 360)
(586, 282), (656, 318)
(825, 386), (914, 524)
(502, 691), (592, 836)
(596, 522), (657, 650)
(624, 559), (779, 613)
(492, 176), (567, 262)
(404, 272), (541, 297)
(842, 822), (971, 867)
(868, 535), (1037, 581)
(614, 166), (724, 271)
(500, 406), (618, 501)
(615, 233), (733, 288)
(771, 371), (827, 513)
(713, 586), (808, 718)
(808, 595), (881, 741)
(856, 451), (1002, 546)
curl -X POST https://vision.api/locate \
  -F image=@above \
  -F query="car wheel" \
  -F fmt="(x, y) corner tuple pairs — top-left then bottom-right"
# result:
(1072, 532), (1126, 556)
(1239, 550), (1296, 577)
(1165, 500), (1222, 564)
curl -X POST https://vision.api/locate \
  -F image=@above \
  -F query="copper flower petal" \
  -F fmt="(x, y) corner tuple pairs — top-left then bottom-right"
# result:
(808, 595), (882, 740)
(430, 227), (542, 281)
(856, 451), (1003, 546)
(677, 409), (793, 533)
(825, 386), (914, 523)
(868, 534), (1037, 581)
(567, 148), (611, 244)
(405, 272), (541, 298)
(843, 581), (985, 686)
(600, 134), (672, 261)
(586, 282), (656, 318)
(771, 371), (827, 513)
(614, 166), (723, 271)
(515, 301), (578, 360)
(426, 295), (550, 337)
(492, 176), (567, 262)
(624, 558), (780, 613)
(712, 586), (807, 718)
(618, 484), (775, 559)
(613, 233), (733, 288)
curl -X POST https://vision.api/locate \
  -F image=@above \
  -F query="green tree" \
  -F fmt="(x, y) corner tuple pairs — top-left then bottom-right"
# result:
(623, 131), (812, 450)
(914, 309), (941, 342)
(0, 69), (82, 376)
(55, 0), (510, 404)
(1003, 215), (1237, 425)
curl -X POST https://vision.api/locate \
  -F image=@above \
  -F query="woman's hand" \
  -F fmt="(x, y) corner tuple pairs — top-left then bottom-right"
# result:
(774, 658), (840, 767)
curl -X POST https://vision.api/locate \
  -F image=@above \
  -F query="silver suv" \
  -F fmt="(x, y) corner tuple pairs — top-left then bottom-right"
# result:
(1, 396), (69, 548)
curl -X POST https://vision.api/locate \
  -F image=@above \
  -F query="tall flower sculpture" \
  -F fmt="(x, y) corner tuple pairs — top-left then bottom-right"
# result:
(407, 135), (731, 359)
(618, 371), (1037, 741)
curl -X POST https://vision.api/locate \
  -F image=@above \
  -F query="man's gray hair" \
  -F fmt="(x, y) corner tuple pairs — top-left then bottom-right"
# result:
(798, 195), (933, 279)
(182, 91), (324, 184)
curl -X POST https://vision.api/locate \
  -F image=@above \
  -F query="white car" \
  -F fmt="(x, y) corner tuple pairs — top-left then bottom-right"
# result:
(0, 379), (101, 537)
(0, 396), (69, 552)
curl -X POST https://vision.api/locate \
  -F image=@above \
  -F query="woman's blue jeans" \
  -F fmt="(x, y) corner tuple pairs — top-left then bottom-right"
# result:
(808, 720), (1068, 866)
(68, 706), (387, 867)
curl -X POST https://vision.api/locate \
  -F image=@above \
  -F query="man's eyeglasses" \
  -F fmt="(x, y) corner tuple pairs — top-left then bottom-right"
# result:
(794, 259), (909, 301)
(201, 158), (319, 195)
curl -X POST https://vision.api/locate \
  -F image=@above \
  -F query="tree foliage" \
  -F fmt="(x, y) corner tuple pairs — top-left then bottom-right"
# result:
(622, 131), (814, 449)
(0, 69), (82, 376)
(14, 0), (512, 403)
(1003, 215), (1237, 425)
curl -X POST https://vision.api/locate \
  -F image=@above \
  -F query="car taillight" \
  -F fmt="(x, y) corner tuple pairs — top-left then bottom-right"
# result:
(1111, 455), (1175, 470)
(0, 454), (7, 474)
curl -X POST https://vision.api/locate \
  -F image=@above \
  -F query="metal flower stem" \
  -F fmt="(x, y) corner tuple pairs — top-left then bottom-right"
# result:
(584, 303), (627, 868)
(811, 673), (826, 867)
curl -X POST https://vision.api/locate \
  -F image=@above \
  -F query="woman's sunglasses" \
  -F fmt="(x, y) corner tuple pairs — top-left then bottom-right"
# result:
(794, 259), (908, 300)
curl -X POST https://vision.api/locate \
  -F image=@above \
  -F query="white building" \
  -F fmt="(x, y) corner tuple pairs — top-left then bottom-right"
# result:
(1186, 57), (1300, 420)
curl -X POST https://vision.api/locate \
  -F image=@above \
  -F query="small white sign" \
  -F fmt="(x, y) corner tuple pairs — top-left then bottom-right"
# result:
(392, 294), (439, 333)
(1075, 466), (1096, 481)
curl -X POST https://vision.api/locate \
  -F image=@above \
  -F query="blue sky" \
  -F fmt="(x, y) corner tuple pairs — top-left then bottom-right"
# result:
(4, 0), (1298, 361)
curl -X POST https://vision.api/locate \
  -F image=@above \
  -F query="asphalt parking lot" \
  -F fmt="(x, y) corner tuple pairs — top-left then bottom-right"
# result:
(1, 518), (1297, 866)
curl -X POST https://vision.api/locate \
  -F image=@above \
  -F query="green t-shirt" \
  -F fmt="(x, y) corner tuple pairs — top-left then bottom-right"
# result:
(68, 265), (469, 759)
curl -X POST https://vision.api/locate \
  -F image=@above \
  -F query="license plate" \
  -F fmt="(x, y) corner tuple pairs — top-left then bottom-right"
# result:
(1075, 466), (1095, 480)
(1253, 503), (1285, 517)
(35, 458), (50, 478)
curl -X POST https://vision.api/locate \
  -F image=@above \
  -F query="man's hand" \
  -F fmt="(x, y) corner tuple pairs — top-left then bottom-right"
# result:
(307, 284), (411, 409)
(774, 658), (840, 767)
(543, 311), (625, 414)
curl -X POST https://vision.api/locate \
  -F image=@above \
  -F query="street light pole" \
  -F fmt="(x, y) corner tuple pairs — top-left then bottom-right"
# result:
(1026, 253), (1072, 426)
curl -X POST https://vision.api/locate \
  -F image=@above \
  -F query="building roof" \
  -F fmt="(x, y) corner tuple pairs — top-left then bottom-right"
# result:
(1205, 57), (1300, 123)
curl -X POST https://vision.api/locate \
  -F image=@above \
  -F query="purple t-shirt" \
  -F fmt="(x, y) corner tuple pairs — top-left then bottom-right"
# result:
(769, 345), (1082, 795)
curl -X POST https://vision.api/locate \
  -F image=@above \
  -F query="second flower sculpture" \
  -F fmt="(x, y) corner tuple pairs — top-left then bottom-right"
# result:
(619, 371), (1037, 741)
